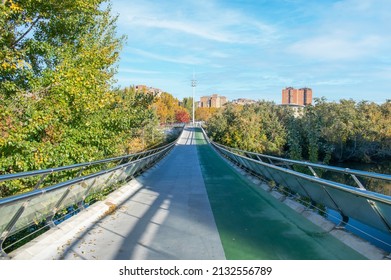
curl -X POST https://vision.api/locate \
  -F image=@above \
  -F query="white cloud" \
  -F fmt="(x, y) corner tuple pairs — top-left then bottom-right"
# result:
(114, 0), (277, 45)
(287, 0), (390, 61)
(126, 16), (233, 43)
(288, 34), (384, 60)
(312, 79), (360, 86)
(112, 0), (391, 103)
(127, 48), (207, 65)
(118, 68), (160, 74)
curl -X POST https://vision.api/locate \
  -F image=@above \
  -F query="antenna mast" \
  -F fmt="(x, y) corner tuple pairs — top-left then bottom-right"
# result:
(191, 72), (197, 126)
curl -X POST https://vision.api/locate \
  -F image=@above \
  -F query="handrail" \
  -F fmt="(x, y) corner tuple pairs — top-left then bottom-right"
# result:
(0, 139), (178, 183)
(213, 142), (391, 204)
(0, 147), (171, 206)
(212, 142), (391, 183)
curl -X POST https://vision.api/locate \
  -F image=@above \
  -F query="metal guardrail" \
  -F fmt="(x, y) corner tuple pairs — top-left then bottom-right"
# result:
(201, 128), (391, 235)
(212, 143), (390, 189)
(0, 129), (183, 255)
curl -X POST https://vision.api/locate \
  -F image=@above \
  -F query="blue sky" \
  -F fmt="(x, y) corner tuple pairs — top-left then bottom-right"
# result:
(111, 0), (391, 103)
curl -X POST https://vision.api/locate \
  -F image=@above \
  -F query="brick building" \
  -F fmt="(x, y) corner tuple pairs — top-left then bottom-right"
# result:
(134, 85), (163, 96)
(231, 98), (257, 105)
(282, 87), (312, 106)
(199, 94), (227, 108)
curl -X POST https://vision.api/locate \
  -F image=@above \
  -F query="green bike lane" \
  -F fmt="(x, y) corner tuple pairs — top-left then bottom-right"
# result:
(195, 129), (366, 260)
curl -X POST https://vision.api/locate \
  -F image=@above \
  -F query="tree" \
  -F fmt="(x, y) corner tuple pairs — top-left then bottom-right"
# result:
(0, 0), (125, 176)
(205, 97), (391, 169)
(195, 107), (218, 122)
(175, 108), (190, 123)
(1, 1), (122, 98)
(206, 102), (286, 154)
(153, 92), (180, 124)
(182, 97), (193, 115)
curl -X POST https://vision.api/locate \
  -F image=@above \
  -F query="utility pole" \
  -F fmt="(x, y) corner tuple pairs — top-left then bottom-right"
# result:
(191, 72), (197, 126)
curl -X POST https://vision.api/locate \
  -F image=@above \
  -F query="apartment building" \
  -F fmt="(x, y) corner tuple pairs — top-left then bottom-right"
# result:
(282, 87), (312, 106)
(199, 94), (227, 108)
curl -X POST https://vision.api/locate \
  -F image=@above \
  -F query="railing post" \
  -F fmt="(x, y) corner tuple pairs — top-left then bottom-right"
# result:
(255, 155), (279, 186)
(307, 166), (319, 178)
(0, 173), (51, 251)
(33, 174), (48, 189)
(46, 188), (72, 227)
(284, 163), (292, 170)
(350, 174), (366, 190)
(367, 200), (391, 233)
(81, 178), (97, 206)
(290, 176), (316, 206)
(75, 167), (86, 177)
(0, 201), (28, 254)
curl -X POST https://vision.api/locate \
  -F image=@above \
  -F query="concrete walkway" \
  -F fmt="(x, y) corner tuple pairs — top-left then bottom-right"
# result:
(10, 128), (225, 260)
(8, 127), (383, 260)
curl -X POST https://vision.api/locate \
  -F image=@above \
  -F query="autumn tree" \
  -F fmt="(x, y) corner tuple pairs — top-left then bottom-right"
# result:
(153, 92), (180, 124)
(0, 0), (128, 177)
(195, 107), (218, 122)
(175, 108), (190, 123)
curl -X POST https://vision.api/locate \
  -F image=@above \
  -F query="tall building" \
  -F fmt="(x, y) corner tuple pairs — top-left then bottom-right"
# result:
(282, 87), (312, 106)
(199, 94), (227, 108)
(200, 96), (210, 108)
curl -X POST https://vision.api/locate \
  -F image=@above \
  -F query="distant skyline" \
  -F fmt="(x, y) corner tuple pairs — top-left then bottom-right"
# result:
(111, 0), (391, 103)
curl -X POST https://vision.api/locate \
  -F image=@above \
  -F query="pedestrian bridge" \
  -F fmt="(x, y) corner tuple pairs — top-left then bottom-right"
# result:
(0, 127), (390, 260)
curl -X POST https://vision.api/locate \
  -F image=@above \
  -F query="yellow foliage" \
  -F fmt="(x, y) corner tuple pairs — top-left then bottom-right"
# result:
(10, 2), (23, 12)
(124, 137), (144, 154)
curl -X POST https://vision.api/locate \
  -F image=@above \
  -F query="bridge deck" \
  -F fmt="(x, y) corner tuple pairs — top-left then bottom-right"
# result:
(10, 128), (369, 259)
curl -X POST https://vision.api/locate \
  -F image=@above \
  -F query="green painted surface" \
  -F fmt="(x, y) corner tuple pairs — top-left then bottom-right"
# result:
(195, 129), (366, 260)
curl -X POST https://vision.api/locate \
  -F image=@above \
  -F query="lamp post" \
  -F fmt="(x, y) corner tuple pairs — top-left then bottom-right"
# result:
(191, 73), (197, 127)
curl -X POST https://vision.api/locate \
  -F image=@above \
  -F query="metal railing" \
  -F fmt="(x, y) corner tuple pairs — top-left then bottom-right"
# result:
(212, 143), (389, 190)
(201, 128), (391, 236)
(0, 130), (183, 255)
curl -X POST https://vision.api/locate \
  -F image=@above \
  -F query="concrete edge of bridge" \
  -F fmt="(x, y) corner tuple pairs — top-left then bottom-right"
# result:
(214, 147), (390, 260)
(7, 156), (169, 260)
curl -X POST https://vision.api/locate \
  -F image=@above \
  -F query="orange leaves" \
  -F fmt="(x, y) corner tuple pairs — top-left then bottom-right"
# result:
(175, 108), (190, 123)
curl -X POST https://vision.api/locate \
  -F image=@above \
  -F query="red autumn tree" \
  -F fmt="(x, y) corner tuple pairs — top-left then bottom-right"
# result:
(175, 108), (190, 123)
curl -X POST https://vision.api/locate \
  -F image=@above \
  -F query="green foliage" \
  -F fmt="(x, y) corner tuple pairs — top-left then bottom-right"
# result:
(0, 1), (166, 198)
(182, 97), (193, 115)
(207, 102), (287, 154)
(206, 99), (391, 164)
(153, 92), (180, 124)
(154, 92), (195, 125)
(195, 107), (218, 122)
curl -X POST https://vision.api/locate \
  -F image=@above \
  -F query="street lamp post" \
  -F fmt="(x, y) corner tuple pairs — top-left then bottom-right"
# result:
(191, 73), (197, 127)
